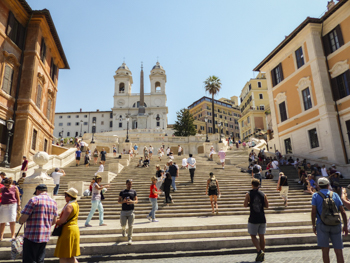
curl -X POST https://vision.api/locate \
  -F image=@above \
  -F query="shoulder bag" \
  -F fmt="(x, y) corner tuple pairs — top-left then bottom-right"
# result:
(52, 208), (77, 237)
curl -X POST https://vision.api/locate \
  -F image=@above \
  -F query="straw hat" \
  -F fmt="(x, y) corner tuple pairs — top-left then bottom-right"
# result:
(65, 188), (78, 199)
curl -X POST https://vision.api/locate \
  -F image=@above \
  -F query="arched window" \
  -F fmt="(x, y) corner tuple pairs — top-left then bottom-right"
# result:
(155, 82), (161, 93)
(119, 83), (125, 93)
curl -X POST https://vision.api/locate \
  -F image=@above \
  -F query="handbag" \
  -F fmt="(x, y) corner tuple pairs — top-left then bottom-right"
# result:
(11, 224), (24, 260)
(52, 210), (77, 237)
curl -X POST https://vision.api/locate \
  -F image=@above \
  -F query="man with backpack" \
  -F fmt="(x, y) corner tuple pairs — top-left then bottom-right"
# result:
(311, 177), (348, 263)
(252, 161), (262, 186)
(244, 178), (269, 262)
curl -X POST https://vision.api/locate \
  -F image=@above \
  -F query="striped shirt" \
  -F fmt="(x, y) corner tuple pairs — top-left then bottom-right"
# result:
(21, 193), (57, 243)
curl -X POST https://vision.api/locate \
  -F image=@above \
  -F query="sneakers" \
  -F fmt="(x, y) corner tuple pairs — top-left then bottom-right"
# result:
(122, 228), (126, 237)
(152, 219), (159, 222)
(147, 215), (151, 222)
(255, 250), (265, 262)
(85, 224), (92, 227)
(128, 239), (132, 245)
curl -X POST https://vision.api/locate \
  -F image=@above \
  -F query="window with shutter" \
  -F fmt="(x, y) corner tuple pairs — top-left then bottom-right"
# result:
(40, 38), (46, 63)
(36, 85), (42, 108)
(324, 25), (344, 56)
(2, 65), (14, 95)
(271, 63), (284, 87)
(6, 12), (25, 49)
(31, 129), (37, 150)
(308, 128), (319, 149)
(331, 70), (350, 101)
(46, 99), (52, 120)
(302, 87), (312, 110)
(50, 58), (57, 83)
(279, 102), (287, 122)
(295, 47), (304, 69)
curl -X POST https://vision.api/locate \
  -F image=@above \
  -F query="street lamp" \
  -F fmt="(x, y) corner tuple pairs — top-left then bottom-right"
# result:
(218, 123), (222, 143)
(90, 121), (96, 143)
(79, 120), (83, 137)
(1, 119), (14, 168)
(204, 116), (210, 142)
(125, 117), (130, 142)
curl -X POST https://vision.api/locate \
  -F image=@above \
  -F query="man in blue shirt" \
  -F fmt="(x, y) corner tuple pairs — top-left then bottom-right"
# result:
(133, 144), (138, 155)
(75, 147), (82, 166)
(311, 177), (348, 263)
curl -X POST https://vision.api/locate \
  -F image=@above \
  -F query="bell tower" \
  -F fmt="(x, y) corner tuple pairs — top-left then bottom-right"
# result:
(149, 61), (166, 95)
(113, 62), (132, 109)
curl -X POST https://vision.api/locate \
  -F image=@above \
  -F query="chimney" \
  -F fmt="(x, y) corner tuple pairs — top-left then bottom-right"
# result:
(80, 108), (82, 112)
(96, 109), (99, 112)
(327, 0), (335, 11)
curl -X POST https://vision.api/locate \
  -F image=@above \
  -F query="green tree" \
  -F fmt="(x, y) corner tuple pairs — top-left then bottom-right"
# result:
(204, 75), (222, 134)
(173, 108), (197, 136)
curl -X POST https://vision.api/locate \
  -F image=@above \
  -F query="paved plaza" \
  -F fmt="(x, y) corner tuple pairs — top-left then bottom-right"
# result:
(101, 249), (350, 263)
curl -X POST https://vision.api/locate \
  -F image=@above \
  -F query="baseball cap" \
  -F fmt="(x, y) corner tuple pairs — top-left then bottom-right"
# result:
(126, 179), (133, 183)
(318, 177), (330, 186)
(33, 184), (47, 195)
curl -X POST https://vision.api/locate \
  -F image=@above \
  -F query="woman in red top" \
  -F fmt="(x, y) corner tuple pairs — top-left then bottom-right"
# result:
(0, 178), (20, 240)
(147, 176), (161, 222)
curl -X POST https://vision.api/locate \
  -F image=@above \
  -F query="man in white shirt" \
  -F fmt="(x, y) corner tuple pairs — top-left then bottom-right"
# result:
(178, 145), (182, 156)
(51, 168), (65, 195)
(271, 158), (280, 170)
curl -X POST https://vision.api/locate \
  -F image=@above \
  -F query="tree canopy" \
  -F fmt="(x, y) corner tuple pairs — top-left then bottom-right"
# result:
(204, 75), (222, 133)
(173, 108), (197, 137)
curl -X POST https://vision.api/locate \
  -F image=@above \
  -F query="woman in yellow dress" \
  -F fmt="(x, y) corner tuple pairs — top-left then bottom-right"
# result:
(54, 188), (80, 263)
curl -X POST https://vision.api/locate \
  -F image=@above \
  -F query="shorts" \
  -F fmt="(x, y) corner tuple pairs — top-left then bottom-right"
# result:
(76, 157), (81, 161)
(113, 150), (117, 153)
(248, 222), (266, 235)
(220, 159), (225, 163)
(316, 222), (343, 249)
(149, 151), (153, 154)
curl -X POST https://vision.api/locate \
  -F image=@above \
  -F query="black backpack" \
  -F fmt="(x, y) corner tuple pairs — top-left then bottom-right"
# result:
(253, 165), (260, 174)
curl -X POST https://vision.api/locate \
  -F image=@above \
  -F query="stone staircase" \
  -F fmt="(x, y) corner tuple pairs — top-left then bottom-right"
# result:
(1, 148), (349, 262)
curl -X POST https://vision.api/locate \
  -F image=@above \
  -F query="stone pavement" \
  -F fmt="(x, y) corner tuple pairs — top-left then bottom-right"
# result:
(101, 249), (350, 263)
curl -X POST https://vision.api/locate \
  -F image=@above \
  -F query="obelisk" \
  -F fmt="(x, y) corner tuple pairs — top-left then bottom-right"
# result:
(137, 62), (147, 128)
(138, 62), (145, 115)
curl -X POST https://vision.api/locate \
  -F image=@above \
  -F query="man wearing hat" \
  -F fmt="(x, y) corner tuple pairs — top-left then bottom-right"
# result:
(311, 177), (348, 263)
(19, 184), (58, 263)
(118, 179), (138, 245)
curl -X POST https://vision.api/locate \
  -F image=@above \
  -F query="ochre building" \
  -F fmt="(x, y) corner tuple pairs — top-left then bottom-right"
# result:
(188, 96), (241, 139)
(254, 0), (350, 164)
(238, 72), (269, 141)
(0, 0), (69, 167)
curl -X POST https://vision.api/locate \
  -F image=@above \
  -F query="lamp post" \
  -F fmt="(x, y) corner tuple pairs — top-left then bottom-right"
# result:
(90, 121), (96, 143)
(79, 120), (83, 137)
(2, 118), (14, 168)
(125, 116), (130, 142)
(218, 123), (222, 143)
(204, 116), (210, 142)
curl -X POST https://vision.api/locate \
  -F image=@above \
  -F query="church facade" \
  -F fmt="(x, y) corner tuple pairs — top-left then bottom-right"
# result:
(112, 62), (168, 130)
(54, 62), (168, 138)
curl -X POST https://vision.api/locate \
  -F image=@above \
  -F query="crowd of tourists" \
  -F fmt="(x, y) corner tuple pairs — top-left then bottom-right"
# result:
(2, 140), (350, 263)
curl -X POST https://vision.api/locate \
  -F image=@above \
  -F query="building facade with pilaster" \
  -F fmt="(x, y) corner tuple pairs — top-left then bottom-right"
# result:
(254, 0), (350, 164)
(0, 0), (69, 167)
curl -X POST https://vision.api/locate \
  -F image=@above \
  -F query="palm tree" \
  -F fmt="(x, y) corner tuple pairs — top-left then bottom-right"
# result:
(204, 76), (221, 134)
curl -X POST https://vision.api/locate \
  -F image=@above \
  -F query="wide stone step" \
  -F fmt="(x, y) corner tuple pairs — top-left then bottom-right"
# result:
(2, 232), (346, 260)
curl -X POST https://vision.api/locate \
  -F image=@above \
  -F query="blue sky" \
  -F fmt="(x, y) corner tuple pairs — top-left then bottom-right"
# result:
(27, 0), (329, 124)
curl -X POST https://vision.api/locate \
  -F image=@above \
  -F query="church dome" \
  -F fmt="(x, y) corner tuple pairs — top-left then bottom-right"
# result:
(118, 62), (129, 70)
(152, 61), (163, 70)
